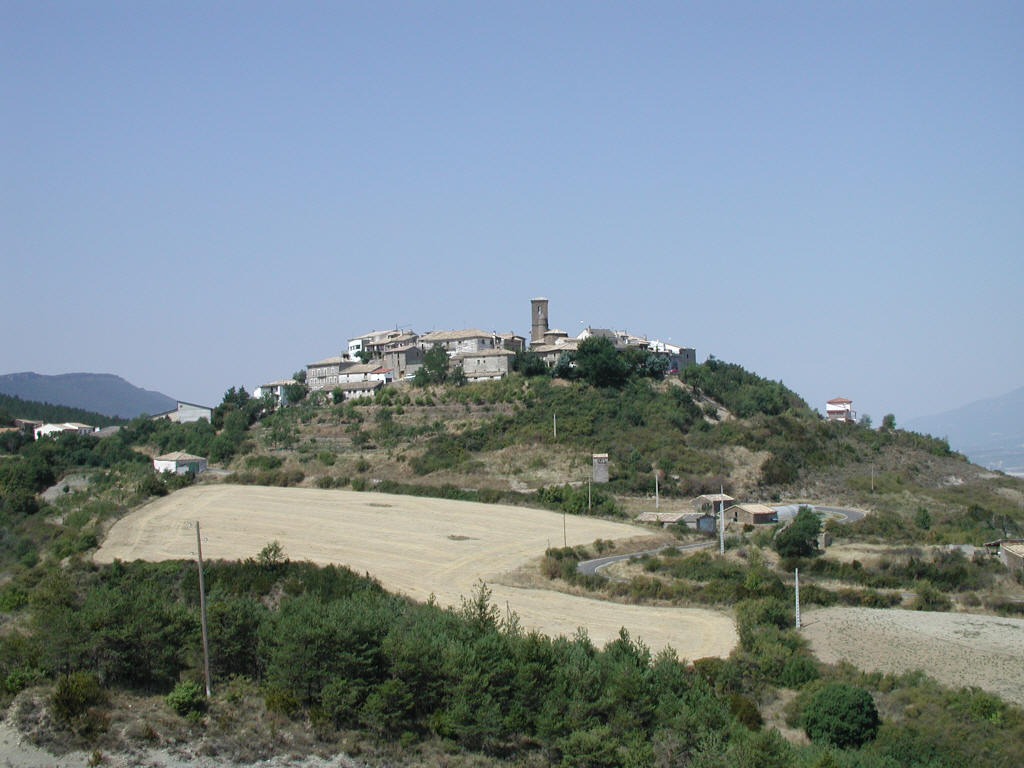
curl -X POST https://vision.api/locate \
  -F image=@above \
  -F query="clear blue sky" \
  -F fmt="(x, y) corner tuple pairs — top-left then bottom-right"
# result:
(3, 2), (1022, 423)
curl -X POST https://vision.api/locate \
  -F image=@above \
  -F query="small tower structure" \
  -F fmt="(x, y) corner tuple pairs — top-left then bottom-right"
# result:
(531, 297), (549, 346)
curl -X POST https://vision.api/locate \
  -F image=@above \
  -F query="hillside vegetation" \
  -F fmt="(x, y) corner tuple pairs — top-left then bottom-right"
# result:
(0, 394), (124, 429)
(1, 361), (1023, 766)
(239, 359), (1022, 546)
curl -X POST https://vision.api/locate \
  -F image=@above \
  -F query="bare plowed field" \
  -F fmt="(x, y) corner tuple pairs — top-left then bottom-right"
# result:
(95, 485), (737, 658)
(803, 606), (1024, 706)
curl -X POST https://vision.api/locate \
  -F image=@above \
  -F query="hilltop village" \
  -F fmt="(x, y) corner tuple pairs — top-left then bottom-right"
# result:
(255, 297), (697, 403)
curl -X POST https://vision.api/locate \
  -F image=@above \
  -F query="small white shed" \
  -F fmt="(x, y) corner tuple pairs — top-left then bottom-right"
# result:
(153, 451), (208, 475)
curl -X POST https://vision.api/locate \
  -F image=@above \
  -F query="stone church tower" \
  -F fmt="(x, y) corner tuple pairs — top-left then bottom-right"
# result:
(530, 298), (549, 346)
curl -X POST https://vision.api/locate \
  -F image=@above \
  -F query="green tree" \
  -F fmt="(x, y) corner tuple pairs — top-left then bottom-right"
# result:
(413, 344), (451, 386)
(514, 350), (549, 377)
(575, 337), (629, 389)
(802, 683), (880, 748)
(282, 382), (307, 404)
(774, 507), (821, 558)
(914, 507), (932, 530)
(882, 413), (896, 430)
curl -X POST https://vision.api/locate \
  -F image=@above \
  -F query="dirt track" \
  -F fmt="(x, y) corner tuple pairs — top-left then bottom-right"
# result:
(95, 485), (737, 658)
(803, 606), (1024, 706)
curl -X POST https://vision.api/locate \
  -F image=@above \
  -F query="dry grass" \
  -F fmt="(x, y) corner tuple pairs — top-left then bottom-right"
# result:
(95, 485), (738, 658)
(802, 606), (1024, 707)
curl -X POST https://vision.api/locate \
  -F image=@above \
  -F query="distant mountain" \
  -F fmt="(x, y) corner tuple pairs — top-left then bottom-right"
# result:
(0, 372), (177, 419)
(0, 393), (124, 428)
(904, 386), (1024, 476)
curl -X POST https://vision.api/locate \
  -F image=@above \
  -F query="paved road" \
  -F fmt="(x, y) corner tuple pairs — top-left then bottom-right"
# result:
(773, 504), (866, 524)
(578, 539), (714, 576)
(578, 503), (866, 576)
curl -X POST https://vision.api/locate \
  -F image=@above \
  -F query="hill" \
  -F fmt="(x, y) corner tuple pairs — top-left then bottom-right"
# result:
(0, 393), (123, 428)
(240, 359), (1022, 544)
(905, 386), (1024, 476)
(0, 372), (176, 419)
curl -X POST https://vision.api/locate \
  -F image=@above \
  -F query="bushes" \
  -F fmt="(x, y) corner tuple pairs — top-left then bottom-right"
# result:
(165, 679), (207, 718)
(801, 683), (880, 748)
(773, 507), (820, 558)
(228, 468), (305, 487)
(52, 671), (107, 722)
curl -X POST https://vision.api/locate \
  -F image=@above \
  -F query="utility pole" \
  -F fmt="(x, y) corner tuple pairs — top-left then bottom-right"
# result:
(553, 413), (557, 440)
(718, 486), (726, 555)
(655, 470), (660, 509)
(195, 521), (212, 698)
(871, 464), (875, 492)
(588, 478), (591, 512)
(795, 567), (801, 629)
(563, 508), (567, 547)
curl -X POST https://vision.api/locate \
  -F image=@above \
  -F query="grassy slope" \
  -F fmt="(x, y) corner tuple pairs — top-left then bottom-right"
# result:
(239, 366), (1024, 546)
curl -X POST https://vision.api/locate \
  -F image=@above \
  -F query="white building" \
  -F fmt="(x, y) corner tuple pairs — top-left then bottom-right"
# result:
(332, 380), (384, 400)
(33, 422), (95, 440)
(337, 363), (393, 385)
(253, 379), (296, 405)
(153, 452), (208, 475)
(418, 329), (502, 357)
(348, 330), (418, 359)
(152, 401), (213, 423)
(826, 397), (856, 423)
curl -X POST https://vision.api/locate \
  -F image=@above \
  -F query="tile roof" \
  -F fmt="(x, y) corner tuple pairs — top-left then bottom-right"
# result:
(419, 328), (495, 342)
(636, 511), (689, 523)
(454, 349), (516, 358)
(155, 451), (206, 461)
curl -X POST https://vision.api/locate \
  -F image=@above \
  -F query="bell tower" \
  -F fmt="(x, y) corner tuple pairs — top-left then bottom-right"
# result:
(530, 298), (549, 346)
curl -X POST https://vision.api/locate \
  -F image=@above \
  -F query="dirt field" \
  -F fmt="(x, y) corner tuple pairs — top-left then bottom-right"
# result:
(95, 485), (737, 659)
(802, 606), (1024, 707)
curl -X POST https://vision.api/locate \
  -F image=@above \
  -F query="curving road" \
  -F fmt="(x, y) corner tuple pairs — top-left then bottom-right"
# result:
(577, 539), (714, 576)
(578, 503), (868, 575)
(772, 504), (866, 524)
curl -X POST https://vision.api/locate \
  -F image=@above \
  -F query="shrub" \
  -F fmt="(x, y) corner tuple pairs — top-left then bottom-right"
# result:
(774, 507), (820, 558)
(910, 580), (952, 611)
(802, 683), (880, 748)
(779, 654), (820, 688)
(729, 693), (763, 730)
(52, 671), (107, 723)
(164, 679), (207, 717)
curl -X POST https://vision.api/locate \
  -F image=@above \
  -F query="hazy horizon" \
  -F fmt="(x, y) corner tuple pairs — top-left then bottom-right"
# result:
(5, 3), (1022, 423)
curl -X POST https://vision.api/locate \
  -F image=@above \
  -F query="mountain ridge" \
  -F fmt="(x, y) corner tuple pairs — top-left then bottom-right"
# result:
(904, 385), (1024, 476)
(0, 371), (177, 419)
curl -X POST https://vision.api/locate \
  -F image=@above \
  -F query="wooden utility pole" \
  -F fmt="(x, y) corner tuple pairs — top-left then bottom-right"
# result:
(553, 413), (557, 439)
(195, 521), (212, 698)
(655, 470), (659, 509)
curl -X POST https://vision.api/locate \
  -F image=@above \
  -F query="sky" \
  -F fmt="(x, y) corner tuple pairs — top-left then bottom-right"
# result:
(3, 2), (1022, 423)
